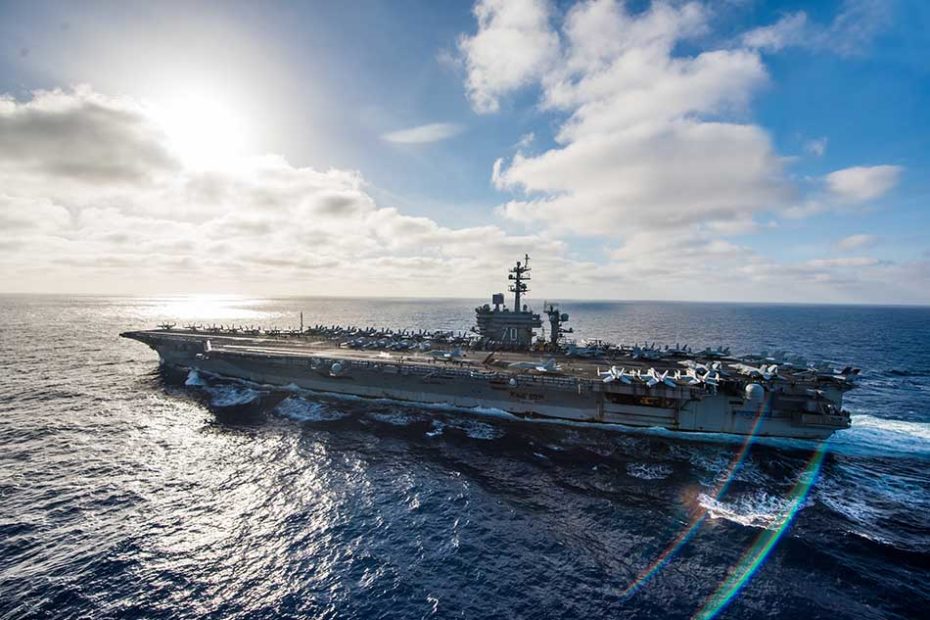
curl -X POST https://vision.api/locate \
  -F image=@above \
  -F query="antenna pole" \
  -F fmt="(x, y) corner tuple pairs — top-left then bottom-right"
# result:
(508, 253), (531, 311)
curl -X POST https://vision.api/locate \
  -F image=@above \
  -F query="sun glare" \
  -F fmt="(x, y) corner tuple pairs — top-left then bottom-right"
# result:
(154, 94), (252, 169)
(147, 295), (268, 321)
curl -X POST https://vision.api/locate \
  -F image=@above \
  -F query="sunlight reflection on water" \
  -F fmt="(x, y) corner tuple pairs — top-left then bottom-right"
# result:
(141, 296), (271, 321)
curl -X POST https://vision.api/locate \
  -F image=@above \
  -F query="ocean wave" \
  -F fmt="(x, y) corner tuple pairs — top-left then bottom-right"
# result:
(204, 385), (262, 407)
(827, 414), (930, 458)
(699, 490), (812, 530)
(886, 368), (930, 377)
(446, 419), (505, 440)
(368, 409), (423, 427)
(274, 397), (347, 422)
(814, 460), (930, 543)
(183, 369), (264, 406)
(425, 421), (444, 438)
(686, 450), (769, 487)
(816, 485), (886, 529)
(672, 414), (930, 459)
(184, 369), (207, 386)
(626, 463), (673, 480)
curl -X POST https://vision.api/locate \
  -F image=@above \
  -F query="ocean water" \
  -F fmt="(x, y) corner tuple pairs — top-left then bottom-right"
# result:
(1, 295), (929, 619)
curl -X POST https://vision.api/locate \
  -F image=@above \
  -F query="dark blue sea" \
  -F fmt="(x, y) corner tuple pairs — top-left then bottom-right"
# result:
(2, 295), (929, 619)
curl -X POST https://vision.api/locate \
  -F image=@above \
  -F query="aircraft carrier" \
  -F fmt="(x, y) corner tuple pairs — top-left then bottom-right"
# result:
(121, 256), (856, 439)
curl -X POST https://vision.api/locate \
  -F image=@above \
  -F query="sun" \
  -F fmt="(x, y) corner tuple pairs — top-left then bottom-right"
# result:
(153, 94), (252, 169)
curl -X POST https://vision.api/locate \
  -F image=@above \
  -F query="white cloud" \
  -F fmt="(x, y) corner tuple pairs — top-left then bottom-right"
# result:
(823, 0), (893, 56)
(804, 137), (828, 157)
(381, 122), (464, 144)
(825, 165), (902, 202)
(806, 256), (880, 269)
(742, 12), (807, 52)
(836, 234), (876, 251)
(0, 88), (571, 295)
(455, 0), (927, 303)
(458, 0), (560, 113)
(741, 0), (892, 57)
(0, 86), (178, 182)
(784, 165), (902, 218)
(515, 132), (535, 149)
(498, 120), (784, 235)
(482, 0), (783, 236)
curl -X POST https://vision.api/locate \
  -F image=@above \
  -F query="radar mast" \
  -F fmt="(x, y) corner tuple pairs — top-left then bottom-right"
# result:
(508, 254), (531, 311)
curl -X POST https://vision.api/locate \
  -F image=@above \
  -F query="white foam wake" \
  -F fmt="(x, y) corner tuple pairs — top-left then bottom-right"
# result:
(368, 409), (424, 427)
(274, 396), (347, 422)
(446, 419), (506, 440)
(699, 490), (812, 530)
(184, 369), (206, 386)
(828, 414), (930, 458)
(205, 385), (262, 407)
(626, 463), (673, 480)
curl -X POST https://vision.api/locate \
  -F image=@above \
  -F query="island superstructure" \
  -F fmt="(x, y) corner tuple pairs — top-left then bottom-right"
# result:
(122, 255), (856, 439)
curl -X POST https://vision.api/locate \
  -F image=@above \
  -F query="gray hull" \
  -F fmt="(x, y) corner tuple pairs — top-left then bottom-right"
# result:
(131, 332), (849, 440)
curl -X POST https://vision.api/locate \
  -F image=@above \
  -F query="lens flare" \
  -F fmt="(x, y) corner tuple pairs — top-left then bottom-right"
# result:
(692, 446), (827, 620)
(620, 396), (772, 598)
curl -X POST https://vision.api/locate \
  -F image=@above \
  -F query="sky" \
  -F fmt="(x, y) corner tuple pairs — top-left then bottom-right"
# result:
(0, 0), (928, 304)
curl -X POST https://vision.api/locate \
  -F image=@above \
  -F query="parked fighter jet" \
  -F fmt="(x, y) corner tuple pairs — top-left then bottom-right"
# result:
(429, 348), (465, 361)
(631, 342), (665, 360)
(642, 368), (677, 388)
(730, 363), (778, 380)
(700, 346), (731, 359)
(507, 358), (561, 373)
(598, 366), (633, 384)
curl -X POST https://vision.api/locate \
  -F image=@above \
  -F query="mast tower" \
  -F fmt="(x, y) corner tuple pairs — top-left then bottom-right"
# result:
(473, 254), (542, 348)
(509, 253), (531, 311)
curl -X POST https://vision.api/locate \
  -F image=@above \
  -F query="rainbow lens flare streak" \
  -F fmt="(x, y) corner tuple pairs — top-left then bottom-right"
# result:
(692, 445), (827, 620)
(620, 397), (772, 599)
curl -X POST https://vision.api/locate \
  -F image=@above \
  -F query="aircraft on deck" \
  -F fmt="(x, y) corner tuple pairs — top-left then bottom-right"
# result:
(507, 358), (561, 373)
(699, 346), (731, 359)
(429, 348), (465, 362)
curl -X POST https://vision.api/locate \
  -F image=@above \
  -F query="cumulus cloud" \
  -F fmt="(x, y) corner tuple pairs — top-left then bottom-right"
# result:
(381, 122), (464, 144)
(457, 0), (925, 303)
(0, 88), (572, 296)
(458, 0), (560, 113)
(476, 0), (783, 236)
(826, 165), (902, 202)
(0, 86), (178, 183)
(469, 1), (901, 239)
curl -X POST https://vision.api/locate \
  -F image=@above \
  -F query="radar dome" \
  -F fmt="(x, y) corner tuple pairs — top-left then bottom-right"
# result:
(744, 383), (765, 402)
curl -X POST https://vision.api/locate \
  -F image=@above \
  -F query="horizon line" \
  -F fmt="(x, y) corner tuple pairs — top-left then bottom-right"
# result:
(1, 291), (928, 310)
